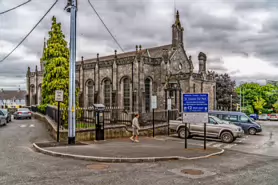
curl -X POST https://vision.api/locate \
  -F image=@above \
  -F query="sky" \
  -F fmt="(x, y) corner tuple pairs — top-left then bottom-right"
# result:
(1, 0), (278, 90)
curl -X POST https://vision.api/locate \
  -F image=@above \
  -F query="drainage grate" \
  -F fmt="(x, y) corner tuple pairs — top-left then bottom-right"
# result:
(86, 163), (109, 170)
(181, 169), (204, 176)
(169, 167), (216, 179)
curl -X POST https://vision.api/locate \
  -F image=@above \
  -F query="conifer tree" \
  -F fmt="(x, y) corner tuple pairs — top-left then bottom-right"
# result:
(39, 16), (79, 125)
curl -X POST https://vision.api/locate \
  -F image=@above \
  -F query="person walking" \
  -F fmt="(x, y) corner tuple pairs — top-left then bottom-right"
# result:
(130, 114), (140, 143)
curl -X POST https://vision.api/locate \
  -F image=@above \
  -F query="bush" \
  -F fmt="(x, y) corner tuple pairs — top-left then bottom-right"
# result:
(38, 104), (47, 115)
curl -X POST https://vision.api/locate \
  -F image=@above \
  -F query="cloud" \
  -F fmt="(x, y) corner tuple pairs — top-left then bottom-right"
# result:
(0, 0), (278, 90)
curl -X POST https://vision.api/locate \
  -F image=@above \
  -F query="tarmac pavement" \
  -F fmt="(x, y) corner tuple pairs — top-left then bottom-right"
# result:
(2, 117), (278, 184)
(34, 137), (223, 162)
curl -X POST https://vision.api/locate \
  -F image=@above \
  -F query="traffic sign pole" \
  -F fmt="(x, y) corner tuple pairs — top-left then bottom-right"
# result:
(57, 101), (60, 142)
(184, 122), (187, 149)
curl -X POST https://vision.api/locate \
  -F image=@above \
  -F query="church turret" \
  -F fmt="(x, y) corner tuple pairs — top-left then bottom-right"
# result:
(172, 10), (184, 48)
(198, 52), (207, 74)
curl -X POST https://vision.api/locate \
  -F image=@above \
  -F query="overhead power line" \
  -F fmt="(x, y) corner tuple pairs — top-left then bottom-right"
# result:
(0, 0), (32, 15)
(0, 0), (58, 63)
(87, 0), (125, 52)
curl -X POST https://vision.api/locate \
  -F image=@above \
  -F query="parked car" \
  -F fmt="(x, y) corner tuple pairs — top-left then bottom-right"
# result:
(269, 113), (278, 121)
(14, 108), (32, 119)
(169, 115), (244, 143)
(0, 110), (7, 125)
(0, 109), (11, 123)
(259, 114), (269, 120)
(250, 114), (259, 120)
(209, 111), (262, 135)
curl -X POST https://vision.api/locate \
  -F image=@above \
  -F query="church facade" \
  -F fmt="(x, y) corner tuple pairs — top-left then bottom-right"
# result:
(26, 11), (216, 113)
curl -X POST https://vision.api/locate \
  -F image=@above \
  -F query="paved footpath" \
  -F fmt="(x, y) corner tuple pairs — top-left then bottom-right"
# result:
(34, 137), (223, 162)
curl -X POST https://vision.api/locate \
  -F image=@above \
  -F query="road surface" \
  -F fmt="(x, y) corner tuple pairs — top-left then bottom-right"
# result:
(1, 118), (278, 185)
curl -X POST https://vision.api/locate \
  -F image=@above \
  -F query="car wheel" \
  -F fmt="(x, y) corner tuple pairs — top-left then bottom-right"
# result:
(220, 131), (234, 143)
(178, 127), (190, 139)
(248, 128), (257, 135)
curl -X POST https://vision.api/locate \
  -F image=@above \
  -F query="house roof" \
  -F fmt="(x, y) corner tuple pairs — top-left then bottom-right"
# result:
(79, 44), (173, 64)
(0, 90), (27, 100)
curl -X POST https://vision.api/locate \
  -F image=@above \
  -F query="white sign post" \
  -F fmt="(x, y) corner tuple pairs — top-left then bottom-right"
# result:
(55, 90), (64, 102)
(167, 98), (172, 111)
(151, 95), (157, 137)
(55, 90), (64, 142)
(151, 95), (157, 109)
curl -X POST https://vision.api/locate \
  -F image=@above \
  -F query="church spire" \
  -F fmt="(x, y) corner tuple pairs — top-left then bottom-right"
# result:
(172, 10), (184, 47)
(175, 10), (181, 28)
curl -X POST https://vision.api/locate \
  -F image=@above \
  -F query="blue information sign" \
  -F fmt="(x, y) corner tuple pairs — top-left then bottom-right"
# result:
(183, 94), (209, 113)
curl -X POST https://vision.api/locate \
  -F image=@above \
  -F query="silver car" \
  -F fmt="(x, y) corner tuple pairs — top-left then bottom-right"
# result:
(0, 109), (11, 123)
(170, 115), (244, 143)
(0, 110), (7, 125)
(14, 108), (32, 119)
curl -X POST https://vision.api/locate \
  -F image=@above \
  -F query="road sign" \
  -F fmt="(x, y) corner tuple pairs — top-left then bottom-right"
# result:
(183, 94), (209, 113)
(183, 93), (209, 124)
(55, 90), (64, 102)
(183, 113), (209, 124)
(167, 98), (172, 110)
(151, 95), (157, 109)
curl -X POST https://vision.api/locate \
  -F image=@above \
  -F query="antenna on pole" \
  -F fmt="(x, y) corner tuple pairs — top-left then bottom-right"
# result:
(174, 0), (176, 21)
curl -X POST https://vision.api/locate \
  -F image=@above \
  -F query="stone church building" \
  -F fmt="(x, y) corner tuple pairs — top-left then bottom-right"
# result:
(26, 11), (216, 113)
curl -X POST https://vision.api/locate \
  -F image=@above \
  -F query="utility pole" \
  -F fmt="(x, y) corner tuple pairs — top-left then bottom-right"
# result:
(230, 94), (233, 111)
(240, 87), (242, 112)
(65, 0), (77, 144)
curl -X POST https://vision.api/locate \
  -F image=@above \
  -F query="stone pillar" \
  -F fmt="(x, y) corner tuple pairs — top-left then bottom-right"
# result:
(112, 50), (118, 107)
(35, 65), (38, 105)
(95, 53), (100, 103)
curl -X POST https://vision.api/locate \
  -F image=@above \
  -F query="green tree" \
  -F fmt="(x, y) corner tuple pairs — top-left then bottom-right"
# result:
(236, 83), (278, 114)
(215, 73), (238, 110)
(273, 102), (278, 113)
(39, 16), (79, 125)
(253, 97), (266, 113)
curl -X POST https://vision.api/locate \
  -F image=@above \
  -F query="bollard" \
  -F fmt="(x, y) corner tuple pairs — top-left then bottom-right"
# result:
(167, 110), (170, 136)
(184, 122), (187, 149)
(204, 122), (207, 150)
(152, 108), (155, 137)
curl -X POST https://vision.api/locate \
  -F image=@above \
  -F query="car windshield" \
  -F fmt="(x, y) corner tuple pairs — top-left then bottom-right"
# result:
(18, 108), (29, 111)
(0, 109), (7, 114)
(210, 116), (226, 124)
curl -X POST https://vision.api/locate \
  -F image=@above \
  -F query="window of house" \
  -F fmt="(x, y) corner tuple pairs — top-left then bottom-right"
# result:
(145, 78), (151, 112)
(104, 80), (111, 107)
(123, 78), (130, 111)
(87, 80), (94, 107)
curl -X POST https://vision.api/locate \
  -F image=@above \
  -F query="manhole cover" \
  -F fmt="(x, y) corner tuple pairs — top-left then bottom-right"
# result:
(86, 163), (109, 170)
(181, 169), (204, 175)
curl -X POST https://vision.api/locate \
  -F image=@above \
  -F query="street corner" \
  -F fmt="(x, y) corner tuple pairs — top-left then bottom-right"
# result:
(32, 136), (225, 163)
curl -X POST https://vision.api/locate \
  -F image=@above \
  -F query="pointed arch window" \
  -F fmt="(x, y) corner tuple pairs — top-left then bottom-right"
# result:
(123, 78), (130, 111)
(104, 80), (111, 107)
(145, 78), (151, 112)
